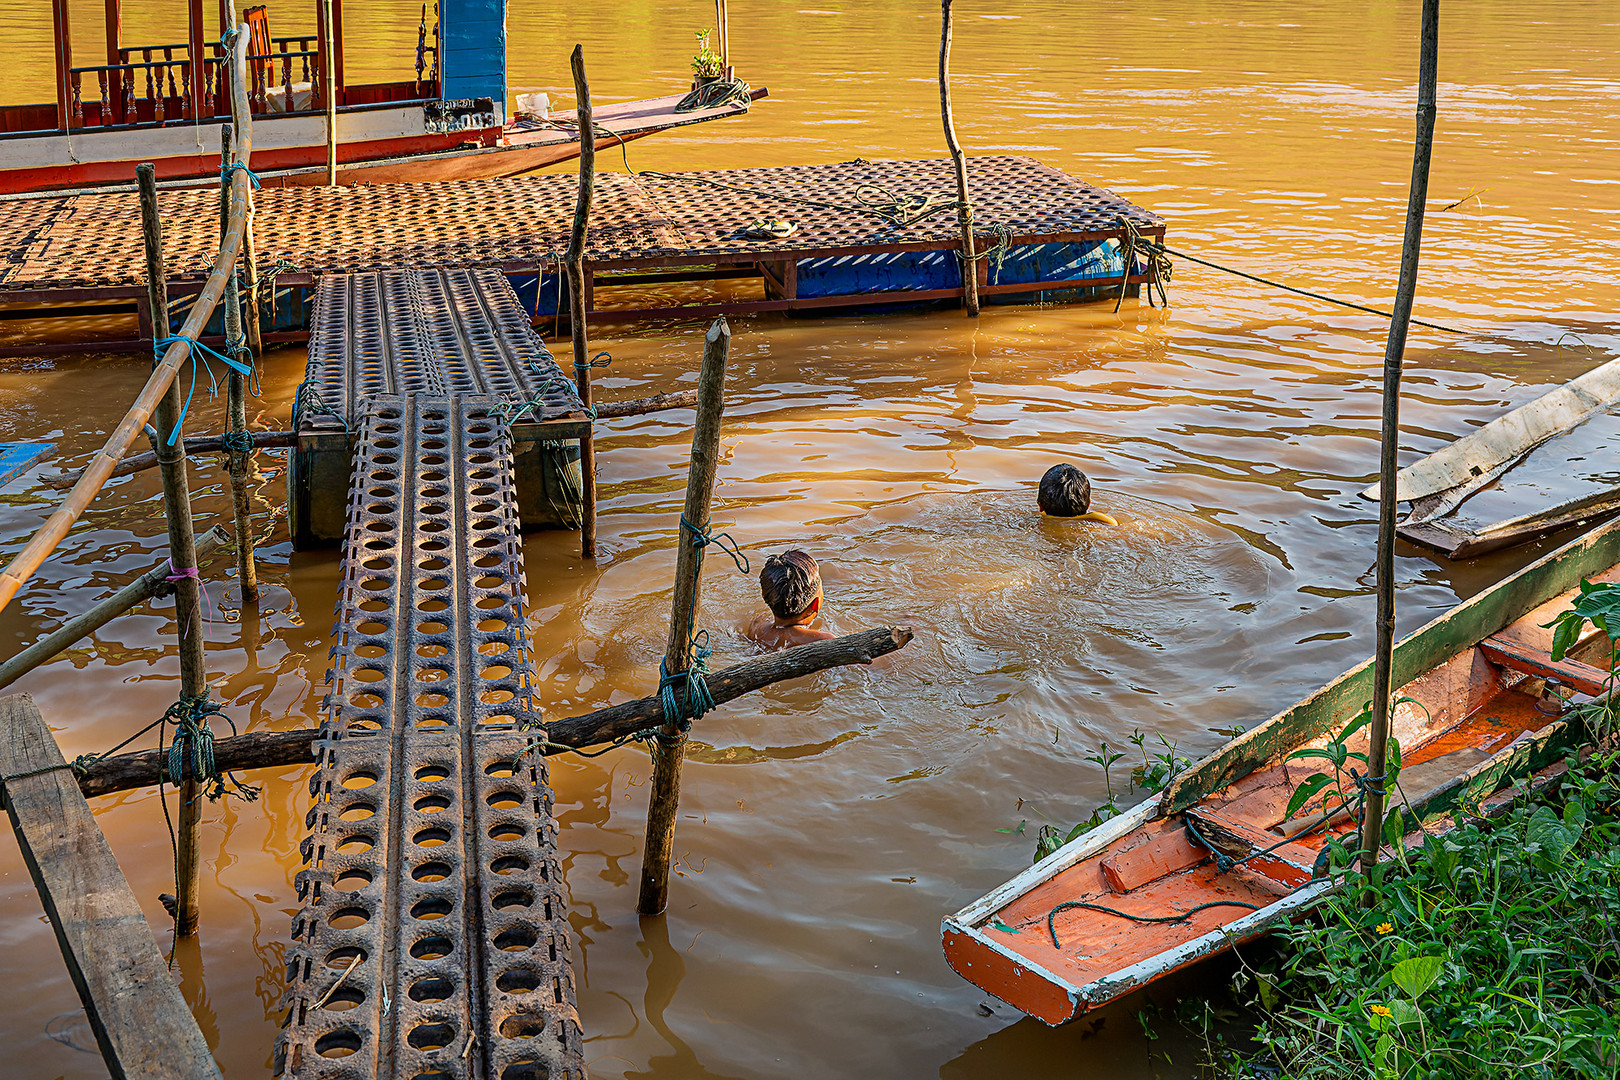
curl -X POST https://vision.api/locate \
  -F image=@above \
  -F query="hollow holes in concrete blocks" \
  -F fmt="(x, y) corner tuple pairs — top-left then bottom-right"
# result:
(498, 1014), (546, 1040)
(334, 869), (373, 891)
(413, 861), (453, 883)
(409, 976), (455, 1003)
(337, 803), (377, 823)
(321, 986), (367, 1013)
(489, 822), (527, 843)
(413, 826), (452, 848)
(410, 936), (454, 962)
(329, 907), (371, 930)
(487, 790), (523, 810)
(342, 771), (378, 790)
(336, 834), (375, 854)
(491, 855), (529, 876)
(314, 1029), (363, 1058)
(326, 945), (367, 968)
(418, 620), (447, 634)
(411, 896), (454, 921)
(497, 968), (541, 995)
(413, 793), (451, 814)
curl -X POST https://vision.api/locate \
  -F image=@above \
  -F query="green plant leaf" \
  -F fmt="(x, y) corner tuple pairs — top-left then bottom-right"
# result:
(1382, 806), (1406, 847)
(1550, 613), (1583, 662)
(1286, 747), (1337, 763)
(1341, 707), (1375, 741)
(1527, 803), (1582, 864)
(1391, 955), (1443, 999)
(1386, 998), (1422, 1028)
(1286, 773), (1335, 818)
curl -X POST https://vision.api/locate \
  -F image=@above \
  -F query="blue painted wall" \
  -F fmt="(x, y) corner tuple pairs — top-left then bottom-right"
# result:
(440, 0), (507, 114)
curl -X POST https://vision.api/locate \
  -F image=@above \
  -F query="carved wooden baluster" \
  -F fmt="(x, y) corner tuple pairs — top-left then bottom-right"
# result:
(180, 62), (191, 120)
(142, 50), (156, 122)
(70, 71), (83, 127)
(164, 48), (178, 103)
(122, 67), (136, 124)
(282, 48), (293, 111)
(96, 70), (108, 125)
(300, 41), (311, 84)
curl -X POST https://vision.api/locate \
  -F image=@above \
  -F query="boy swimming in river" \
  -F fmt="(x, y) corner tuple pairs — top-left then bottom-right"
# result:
(746, 550), (837, 649)
(1039, 463), (1118, 525)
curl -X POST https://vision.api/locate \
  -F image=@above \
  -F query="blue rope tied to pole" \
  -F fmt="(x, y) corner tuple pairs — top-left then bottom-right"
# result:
(163, 695), (259, 802)
(155, 335), (255, 445)
(222, 162), (262, 190)
(574, 350), (612, 376)
(654, 515), (750, 734)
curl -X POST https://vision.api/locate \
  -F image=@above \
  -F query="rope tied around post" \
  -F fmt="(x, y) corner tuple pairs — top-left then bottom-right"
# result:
(574, 350), (612, 377)
(657, 514), (749, 734)
(293, 381), (350, 433)
(154, 335), (255, 445)
(163, 694), (259, 802)
(221, 161), (262, 190)
(1113, 215), (1173, 312)
(220, 429), (255, 454)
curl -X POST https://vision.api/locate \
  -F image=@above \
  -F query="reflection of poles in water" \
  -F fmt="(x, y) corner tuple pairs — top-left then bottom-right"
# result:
(635, 916), (748, 1080)
(171, 933), (221, 1049)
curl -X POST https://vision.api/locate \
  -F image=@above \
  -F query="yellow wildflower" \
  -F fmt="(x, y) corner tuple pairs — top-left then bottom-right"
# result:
(1375, 922), (1394, 935)
(1369, 1004), (1393, 1018)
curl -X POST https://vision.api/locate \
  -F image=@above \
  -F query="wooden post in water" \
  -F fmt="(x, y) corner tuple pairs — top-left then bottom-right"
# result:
(566, 44), (599, 559)
(321, 0), (338, 184)
(939, 0), (979, 317)
(138, 162), (208, 937)
(638, 317), (730, 916)
(1359, 0), (1440, 895)
(220, 125), (258, 604)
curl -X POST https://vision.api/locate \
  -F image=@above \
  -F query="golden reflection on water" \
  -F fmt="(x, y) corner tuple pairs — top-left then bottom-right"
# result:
(2, 2), (1619, 1078)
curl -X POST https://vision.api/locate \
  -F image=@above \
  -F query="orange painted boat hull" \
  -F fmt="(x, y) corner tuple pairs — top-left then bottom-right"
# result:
(944, 516), (1620, 1023)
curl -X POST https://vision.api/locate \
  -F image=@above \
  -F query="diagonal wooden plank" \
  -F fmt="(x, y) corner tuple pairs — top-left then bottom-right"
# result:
(0, 692), (223, 1080)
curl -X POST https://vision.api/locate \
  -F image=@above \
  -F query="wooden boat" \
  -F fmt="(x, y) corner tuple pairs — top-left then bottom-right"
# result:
(0, 0), (765, 195)
(942, 516), (1620, 1025)
(1361, 355), (1620, 558)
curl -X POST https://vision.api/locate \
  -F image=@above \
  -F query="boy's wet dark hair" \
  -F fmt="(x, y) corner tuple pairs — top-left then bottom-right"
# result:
(760, 550), (821, 621)
(1038, 464), (1093, 517)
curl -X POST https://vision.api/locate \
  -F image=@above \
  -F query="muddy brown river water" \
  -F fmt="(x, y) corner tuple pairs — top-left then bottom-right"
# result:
(2, 1), (1619, 1077)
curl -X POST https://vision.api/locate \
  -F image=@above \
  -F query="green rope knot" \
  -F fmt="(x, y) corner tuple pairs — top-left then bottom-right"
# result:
(293, 382), (349, 433)
(221, 429), (255, 454)
(1113, 214), (1173, 312)
(658, 646), (716, 733)
(164, 695), (258, 802)
(680, 514), (749, 574)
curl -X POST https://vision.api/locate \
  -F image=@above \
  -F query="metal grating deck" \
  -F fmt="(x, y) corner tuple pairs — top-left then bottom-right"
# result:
(276, 394), (583, 1080)
(298, 268), (584, 434)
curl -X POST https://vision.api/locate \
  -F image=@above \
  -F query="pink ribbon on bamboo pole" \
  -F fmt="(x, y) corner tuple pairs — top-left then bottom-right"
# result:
(165, 559), (213, 641)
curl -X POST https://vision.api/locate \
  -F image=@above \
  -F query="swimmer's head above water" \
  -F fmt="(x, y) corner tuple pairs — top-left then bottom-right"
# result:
(1038, 464), (1118, 525)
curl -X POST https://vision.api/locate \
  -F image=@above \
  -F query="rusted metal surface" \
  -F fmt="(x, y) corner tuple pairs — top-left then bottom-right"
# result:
(276, 394), (583, 1079)
(299, 268), (584, 432)
(0, 156), (1161, 292)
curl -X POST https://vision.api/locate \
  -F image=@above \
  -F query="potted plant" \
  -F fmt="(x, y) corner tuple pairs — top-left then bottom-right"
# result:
(691, 29), (725, 88)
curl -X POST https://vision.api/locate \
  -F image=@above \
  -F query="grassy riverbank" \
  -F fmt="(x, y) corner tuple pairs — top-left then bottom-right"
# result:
(1213, 745), (1620, 1079)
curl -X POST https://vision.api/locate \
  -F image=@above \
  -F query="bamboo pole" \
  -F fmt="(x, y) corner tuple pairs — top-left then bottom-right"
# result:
(0, 526), (231, 694)
(638, 317), (730, 915)
(322, 0), (338, 185)
(566, 44), (599, 559)
(75, 624), (916, 799)
(219, 125), (258, 604)
(139, 163), (207, 938)
(1359, 0), (1441, 893)
(939, 0), (979, 317)
(0, 28), (252, 615)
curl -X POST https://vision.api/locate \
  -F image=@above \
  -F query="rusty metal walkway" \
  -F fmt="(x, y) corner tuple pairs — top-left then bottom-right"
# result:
(290, 267), (588, 547)
(276, 393), (583, 1080)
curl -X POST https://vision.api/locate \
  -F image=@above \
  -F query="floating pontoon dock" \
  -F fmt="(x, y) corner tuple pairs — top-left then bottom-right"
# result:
(0, 155), (1165, 354)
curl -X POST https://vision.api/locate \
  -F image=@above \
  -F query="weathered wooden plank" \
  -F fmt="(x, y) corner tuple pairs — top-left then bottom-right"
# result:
(1161, 514), (1620, 813)
(1480, 636), (1610, 696)
(1399, 485), (1620, 560)
(1362, 355), (1620, 504)
(0, 692), (223, 1080)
